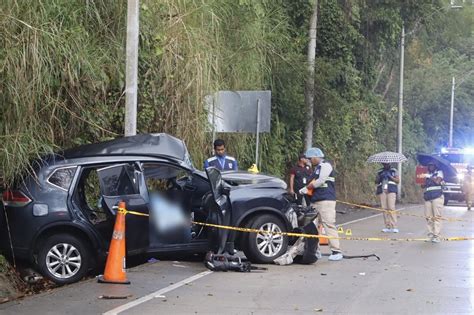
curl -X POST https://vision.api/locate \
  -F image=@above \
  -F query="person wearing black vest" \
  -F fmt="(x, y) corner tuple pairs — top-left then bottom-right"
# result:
(289, 154), (312, 206)
(299, 147), (342, 261)
(375, 163), (400, 233)
(422, 162), (444, 243)
(204, 139), (238, 171)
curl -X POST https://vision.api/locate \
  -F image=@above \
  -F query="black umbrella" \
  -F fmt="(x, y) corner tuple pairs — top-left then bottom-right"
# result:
(416, 153), (457, 180)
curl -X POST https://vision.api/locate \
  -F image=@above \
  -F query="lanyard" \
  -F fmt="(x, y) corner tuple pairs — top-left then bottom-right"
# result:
(217, 156), (226, 169)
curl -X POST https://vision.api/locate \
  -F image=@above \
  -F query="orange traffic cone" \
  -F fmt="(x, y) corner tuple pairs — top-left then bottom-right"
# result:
(98, 201), (130, 284)
(318, 224), (329, 246)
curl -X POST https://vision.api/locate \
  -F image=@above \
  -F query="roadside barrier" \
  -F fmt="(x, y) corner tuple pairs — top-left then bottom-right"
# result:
(98, 201), (131, 285)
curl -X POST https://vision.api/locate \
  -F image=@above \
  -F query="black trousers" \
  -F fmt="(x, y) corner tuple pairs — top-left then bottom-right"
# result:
(295, 192), (310, 206)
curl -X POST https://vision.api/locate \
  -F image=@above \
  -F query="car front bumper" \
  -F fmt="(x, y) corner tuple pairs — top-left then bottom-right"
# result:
(443, 184), (465, 201)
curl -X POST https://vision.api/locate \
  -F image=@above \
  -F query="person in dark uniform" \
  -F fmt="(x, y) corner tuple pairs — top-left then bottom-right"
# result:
(422, 161), (444, 243)
(299, 147), (342, 261)
(289, 154), (312, 206)
(204, 139), (238, 171)
(375, 163), (400, 233)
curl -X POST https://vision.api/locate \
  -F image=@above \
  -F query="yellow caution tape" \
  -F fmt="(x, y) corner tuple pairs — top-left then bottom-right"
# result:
(118, 198), (471, 225)
(336, 200), (471, 223)
(117, 206), (473, 241)
(118, 207), (150, 217)
(191, 221), (474, 242)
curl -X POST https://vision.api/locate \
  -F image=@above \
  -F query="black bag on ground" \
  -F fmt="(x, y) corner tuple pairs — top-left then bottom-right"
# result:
(204, 252), (267, 272)
(293, 221), (319, 264)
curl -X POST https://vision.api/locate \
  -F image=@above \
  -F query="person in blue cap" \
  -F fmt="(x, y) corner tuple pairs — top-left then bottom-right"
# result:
(204, 139), (238, 171)
(299, 147), (343, 261)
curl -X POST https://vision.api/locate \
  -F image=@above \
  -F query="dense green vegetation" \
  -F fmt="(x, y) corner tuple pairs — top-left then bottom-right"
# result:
(1, 0), (473, 202)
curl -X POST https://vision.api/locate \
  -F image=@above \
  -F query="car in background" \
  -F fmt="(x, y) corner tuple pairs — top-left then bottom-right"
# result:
(439, 147), (474, 205)
(0, 133), (294, 284)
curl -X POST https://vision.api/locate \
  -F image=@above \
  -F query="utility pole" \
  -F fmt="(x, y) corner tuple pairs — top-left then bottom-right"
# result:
(448, 70), (473, 147)
(449, 77), (455, 147)
(304, 0), (319, 150)
(124, 0), (139, 136)
(397, 24), (405, 200)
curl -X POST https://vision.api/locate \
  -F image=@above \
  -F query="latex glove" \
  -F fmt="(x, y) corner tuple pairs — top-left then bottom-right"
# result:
(299, 186), (309, 195)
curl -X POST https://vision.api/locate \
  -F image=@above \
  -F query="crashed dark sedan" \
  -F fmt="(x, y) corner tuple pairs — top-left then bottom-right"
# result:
(0, 133), (295, 284)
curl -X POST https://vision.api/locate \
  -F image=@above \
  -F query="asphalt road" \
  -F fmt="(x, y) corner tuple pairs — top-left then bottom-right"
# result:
(1, 203), (473, 314)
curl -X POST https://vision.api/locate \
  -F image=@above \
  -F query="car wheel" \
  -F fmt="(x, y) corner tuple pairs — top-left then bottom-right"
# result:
(37, 234), (91, 285)
(243, 214), (288, 263)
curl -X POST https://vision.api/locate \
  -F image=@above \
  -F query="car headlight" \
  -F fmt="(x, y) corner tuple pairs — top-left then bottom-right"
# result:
(457, 173), (465, 180)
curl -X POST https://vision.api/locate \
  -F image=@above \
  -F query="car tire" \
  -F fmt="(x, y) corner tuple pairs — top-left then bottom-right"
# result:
(37, 234), (91, 285)
(243, 214), (288, 263)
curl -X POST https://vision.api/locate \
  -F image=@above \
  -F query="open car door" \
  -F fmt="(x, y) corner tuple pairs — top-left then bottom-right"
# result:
(97, 163), (150, 254)
(205, 167), (232, 254)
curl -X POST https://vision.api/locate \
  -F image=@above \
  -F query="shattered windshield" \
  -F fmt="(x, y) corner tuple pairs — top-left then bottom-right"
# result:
(183, 150), (195, 170)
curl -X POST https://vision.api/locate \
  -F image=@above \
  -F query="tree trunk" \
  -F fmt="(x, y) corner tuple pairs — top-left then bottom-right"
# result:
(304, 0), (319, 150)
(371, 62), (386, 93)
(382, 65), (395, 100)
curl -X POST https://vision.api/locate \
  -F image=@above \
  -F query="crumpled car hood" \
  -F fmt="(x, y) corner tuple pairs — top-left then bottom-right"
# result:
(193, 170), (287, 189)
(221, 171), (287, 189)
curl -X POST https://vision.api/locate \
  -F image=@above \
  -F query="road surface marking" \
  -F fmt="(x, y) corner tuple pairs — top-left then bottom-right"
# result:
(172, 264), (187, 268)
(339, 205), (420, 227)
(104, 205), (421, 314)
(103, 270), (213, 315)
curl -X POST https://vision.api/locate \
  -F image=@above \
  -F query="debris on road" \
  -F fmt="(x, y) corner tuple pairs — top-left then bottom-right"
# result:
(98, 294), (132, 300)
(172, 264), (187, 268)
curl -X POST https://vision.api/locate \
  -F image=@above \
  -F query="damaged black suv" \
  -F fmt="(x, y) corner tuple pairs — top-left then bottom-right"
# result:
(0, 134), (295, 284)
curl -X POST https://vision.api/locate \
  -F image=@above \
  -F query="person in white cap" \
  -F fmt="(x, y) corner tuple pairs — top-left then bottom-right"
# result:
(299, 147), (343, 261)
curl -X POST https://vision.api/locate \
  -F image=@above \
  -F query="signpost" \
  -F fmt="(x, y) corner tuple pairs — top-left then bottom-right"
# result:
(206, 91), (271, 168)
